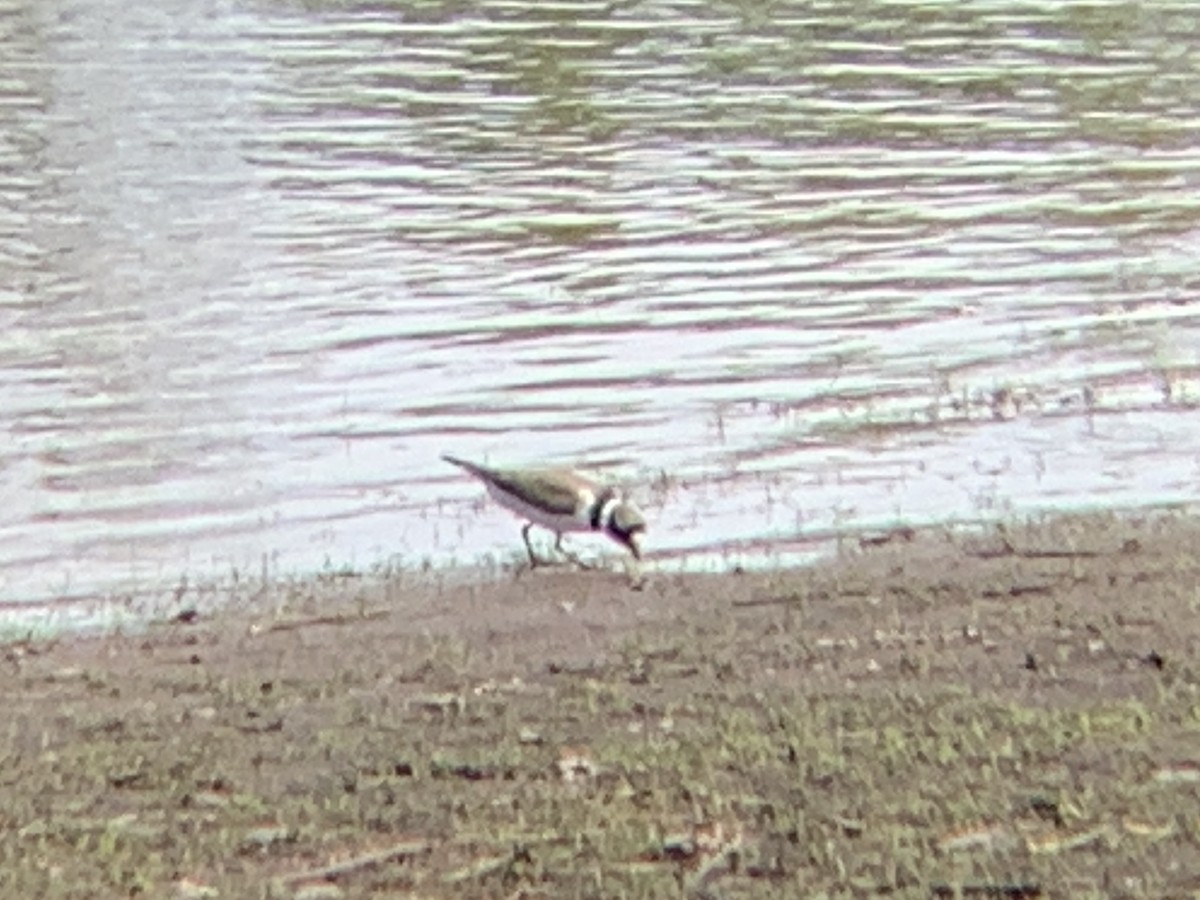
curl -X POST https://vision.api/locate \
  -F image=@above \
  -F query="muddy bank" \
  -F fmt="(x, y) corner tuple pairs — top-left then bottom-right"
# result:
(3, 511), (1199, 898)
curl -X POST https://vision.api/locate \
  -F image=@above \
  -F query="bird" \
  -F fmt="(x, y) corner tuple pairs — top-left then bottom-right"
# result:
(442, 454), (646, 567)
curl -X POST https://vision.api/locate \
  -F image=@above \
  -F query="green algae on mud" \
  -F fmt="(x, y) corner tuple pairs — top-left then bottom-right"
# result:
(2, 511), (1199, 898)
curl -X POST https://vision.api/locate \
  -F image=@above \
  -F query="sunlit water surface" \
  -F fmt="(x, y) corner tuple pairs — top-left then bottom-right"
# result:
(2, 0), (1200, 628)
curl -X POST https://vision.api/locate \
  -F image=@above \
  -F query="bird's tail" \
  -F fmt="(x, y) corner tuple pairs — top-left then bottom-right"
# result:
(441, 454), (491, 478)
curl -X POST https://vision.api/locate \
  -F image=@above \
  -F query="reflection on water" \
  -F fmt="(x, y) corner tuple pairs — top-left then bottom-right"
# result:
(2, 0), (1200, 620)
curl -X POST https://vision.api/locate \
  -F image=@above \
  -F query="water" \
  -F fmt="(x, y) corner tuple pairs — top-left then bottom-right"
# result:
(2, 0), (1200, 622)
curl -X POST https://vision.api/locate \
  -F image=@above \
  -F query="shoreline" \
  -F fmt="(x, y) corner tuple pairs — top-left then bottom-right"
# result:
(7, 498), (1194, 643)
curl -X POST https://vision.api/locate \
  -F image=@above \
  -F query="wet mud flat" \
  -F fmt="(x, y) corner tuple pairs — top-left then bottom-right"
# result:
(2, 511), (1199, 898)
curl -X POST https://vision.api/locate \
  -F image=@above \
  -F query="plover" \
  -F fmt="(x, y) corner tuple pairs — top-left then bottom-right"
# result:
(442, 454), (645, 566)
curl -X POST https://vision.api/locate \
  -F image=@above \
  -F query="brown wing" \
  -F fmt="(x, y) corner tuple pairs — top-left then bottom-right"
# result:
(486, 467), (594, 516)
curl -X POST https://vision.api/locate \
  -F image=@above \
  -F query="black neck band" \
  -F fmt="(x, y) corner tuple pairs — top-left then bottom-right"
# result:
(590, 488), (618, 530)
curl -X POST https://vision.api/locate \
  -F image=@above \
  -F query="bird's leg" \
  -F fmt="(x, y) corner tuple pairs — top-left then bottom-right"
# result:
(554, 532), (595, 570)
(522, 523), (543, 568)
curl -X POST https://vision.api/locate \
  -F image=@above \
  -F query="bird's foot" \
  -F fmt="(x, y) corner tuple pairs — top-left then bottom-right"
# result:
(561, 549), (597, 570)
(552, 534), (596, 570)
